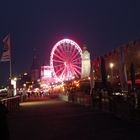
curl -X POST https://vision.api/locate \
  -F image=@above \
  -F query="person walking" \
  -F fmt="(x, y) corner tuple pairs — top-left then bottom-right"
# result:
(0, 101), (9, 140)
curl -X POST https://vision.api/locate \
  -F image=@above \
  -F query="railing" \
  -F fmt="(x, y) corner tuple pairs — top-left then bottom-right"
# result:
(60, 91), (140, 121)
(0, 96), (23, 112)
(60, 92), (93, 106)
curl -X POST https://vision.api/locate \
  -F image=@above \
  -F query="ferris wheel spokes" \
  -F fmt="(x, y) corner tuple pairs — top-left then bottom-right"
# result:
(53, 53), (65, 61)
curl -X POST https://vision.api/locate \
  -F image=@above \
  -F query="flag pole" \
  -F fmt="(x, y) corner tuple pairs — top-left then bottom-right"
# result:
(90, 60), (95, 95)
(9, 33), (12, 79)
(10, 52), (12, 79)
(9, 34), (13, 97)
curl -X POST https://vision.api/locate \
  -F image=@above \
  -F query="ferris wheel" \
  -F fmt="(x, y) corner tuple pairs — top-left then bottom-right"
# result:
(50, 39), (82, 81)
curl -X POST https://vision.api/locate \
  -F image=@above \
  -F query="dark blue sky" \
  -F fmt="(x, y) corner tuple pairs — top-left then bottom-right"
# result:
(0, 0), (140, 85)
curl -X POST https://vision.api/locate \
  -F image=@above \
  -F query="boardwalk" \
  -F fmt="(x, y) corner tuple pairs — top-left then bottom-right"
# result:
(8, 97), (140, 140)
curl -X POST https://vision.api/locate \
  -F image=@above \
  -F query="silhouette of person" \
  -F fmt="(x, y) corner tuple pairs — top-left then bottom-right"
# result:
(0, 101), (9, 140)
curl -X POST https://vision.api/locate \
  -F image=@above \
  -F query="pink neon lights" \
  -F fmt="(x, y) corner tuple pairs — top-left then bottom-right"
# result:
(50, 39), (82, 81)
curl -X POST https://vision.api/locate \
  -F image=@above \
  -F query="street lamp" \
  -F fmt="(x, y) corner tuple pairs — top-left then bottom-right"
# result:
(109, 62), (114, 81)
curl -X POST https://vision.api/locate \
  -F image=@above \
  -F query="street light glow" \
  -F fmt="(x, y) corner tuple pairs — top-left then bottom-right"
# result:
(109, 62), (114, 82)
(110, 62), (114, 69)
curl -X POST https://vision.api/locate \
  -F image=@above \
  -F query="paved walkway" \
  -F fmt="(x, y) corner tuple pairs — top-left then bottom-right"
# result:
(8, 98), (140, 140)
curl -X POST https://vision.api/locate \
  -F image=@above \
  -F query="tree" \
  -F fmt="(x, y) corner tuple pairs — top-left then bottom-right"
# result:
(130, 63), (135, 91)
(100, 57), (107, 88)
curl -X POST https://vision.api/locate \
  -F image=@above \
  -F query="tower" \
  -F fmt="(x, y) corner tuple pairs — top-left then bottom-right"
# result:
(31, 49), (40, 82)
(81, 45), (91, 78)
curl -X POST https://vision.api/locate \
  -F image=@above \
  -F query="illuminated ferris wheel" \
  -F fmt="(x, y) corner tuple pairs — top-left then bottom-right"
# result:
(50, 39), (82, 81)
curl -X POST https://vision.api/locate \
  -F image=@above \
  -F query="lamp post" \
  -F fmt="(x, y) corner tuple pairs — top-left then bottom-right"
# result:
(109, 62), (114, 82)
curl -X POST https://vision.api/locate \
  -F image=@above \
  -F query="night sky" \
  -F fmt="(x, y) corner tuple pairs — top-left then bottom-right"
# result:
(0, 0), (140, 85)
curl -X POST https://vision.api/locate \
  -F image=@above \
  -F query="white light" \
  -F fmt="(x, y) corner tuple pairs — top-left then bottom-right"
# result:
(24, 73), (28, 75)
(110, 63), (114, 69)
(14, 77), (17, 81)
(11, 78), (17, 96)
(23, 84), (26, 87)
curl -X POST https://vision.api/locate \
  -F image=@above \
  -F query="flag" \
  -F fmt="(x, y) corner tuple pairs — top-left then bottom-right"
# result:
(100, 56), (107, 88)
(119, 47), (128, 91)
(1, 34), (11, 62)
(90, 60), (95, 95)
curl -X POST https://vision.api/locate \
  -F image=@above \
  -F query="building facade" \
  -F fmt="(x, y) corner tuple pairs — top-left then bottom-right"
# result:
(93, 39), (140, 90)
(81, 47), (91, 78)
